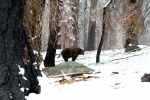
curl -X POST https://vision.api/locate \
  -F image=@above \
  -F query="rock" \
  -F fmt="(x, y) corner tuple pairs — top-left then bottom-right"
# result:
(141, 73), (150, 82)
(125, 44), (141, 52)
(46, 61), (94, 76)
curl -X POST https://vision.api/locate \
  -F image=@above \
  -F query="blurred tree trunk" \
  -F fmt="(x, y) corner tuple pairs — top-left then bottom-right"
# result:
(41, 0), (50, 52)
(44, 0), (59, 68)
(96, 8), (106, 63)
(124, 0), (142, 47)
(72, 0), (79, 48)
(86, 0), (97, 51)
(0, 0), (44, 99)
(96, 0), (112, 63)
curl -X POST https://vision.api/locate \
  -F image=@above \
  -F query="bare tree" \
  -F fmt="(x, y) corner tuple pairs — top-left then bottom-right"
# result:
(44, 0), (59, 68)
(96, 0), (112, 63)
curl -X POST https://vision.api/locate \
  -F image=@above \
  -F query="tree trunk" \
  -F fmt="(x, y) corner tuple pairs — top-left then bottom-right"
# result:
(44, 0), (59, 68)
(86, 0), (97, 51)
(41, 0), (50, 52)
(124, 0), (142, 47)
(78, 0), (86, 49)
(72, 0), (79, 48)
(96, 8), (106, 63)
(96, 0), (112, 63)
(0, 0), (43, 99)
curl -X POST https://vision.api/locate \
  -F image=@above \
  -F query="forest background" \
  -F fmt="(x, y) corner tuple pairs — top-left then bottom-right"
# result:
(0, 0), (150, 99)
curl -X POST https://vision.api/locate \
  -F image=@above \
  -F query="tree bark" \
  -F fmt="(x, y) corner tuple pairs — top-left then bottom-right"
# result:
(0, 0), (43, 99)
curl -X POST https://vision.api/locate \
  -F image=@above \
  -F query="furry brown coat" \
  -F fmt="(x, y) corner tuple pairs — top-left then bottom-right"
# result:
(61, 47), (84, 62)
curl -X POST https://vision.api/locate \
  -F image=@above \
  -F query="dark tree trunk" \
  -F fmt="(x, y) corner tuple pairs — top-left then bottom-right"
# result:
(87, 21), (96, 51)
(44, 31), (58, 67)
(0, 0), (42, 100)
(86, 0), (97, 51)
(96, 8), (106, 63)
(96, 0), (112, 63)
(44, 0), (59, 68)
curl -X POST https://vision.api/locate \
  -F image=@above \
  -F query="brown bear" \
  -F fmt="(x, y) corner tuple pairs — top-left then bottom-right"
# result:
(61, 47), (84, 62)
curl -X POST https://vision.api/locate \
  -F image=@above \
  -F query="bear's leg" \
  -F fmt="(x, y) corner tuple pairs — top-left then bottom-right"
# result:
(72, 56), (77, 61)
(64, 57), (68, 62)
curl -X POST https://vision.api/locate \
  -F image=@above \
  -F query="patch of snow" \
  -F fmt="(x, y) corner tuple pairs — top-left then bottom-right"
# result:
(33, 50), (38, 55)
(23, 76), (27, 80)
(17, 65), (25, 75)
(20, 88), (24, 92)
(32, 36), (37, 40)
(104, 0), (111, 7)
(27, 45), (150, 100)
(33, 62), (37, 65)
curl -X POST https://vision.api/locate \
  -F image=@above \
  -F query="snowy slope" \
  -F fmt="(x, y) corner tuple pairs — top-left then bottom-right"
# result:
(26, 45), (150, 100)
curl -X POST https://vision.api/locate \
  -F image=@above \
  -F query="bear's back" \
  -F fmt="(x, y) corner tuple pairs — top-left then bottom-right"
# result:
(61, 48), (77, 57)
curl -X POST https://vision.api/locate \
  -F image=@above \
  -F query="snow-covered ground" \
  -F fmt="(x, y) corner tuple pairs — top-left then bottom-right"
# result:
(27, 45), (150, 100)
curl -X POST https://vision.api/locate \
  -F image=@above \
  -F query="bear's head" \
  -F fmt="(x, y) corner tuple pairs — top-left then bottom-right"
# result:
(78, 48), (85, 55)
